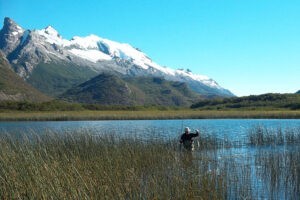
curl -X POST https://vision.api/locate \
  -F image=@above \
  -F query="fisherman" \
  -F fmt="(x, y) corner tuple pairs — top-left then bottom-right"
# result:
(180, 127), (199, 151)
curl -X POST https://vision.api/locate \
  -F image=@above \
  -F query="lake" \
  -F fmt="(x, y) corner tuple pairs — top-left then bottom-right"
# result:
(1, 119), (299, 141)
(0, 119), (299, 199)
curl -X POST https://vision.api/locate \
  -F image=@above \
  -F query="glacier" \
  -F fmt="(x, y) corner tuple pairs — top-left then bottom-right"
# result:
(0, 17), (234, 97)
(35, 26), (222, 89)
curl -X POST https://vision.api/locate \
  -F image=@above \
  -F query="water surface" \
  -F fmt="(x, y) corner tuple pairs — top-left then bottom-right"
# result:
(0, 119), (299, 140)
(0, 119), (299, 199)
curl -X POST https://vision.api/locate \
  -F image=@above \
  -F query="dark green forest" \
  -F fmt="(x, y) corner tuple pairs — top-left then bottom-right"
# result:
(0, 100), (179, 112)
(191, 93), (300, 110)
(1, 93), (299, 112)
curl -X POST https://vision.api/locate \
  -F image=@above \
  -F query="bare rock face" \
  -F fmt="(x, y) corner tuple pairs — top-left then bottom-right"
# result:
(0, 52), (51, 102)
(0, 91), (24, 101)
(0, 17), (235, 98)
(0, 17), (24, 55)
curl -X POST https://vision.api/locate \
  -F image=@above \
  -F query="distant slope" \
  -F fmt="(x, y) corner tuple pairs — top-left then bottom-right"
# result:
(296, 90), (300, 94)
(60, 74), (200, 106)
(27, 62), (98, 97)
(124, 76), (199, 106)
(191, 93), (300, 110)
(0, 17), (234, 98)
(0, 53), (50, 102)
(60, 73), (133, 105)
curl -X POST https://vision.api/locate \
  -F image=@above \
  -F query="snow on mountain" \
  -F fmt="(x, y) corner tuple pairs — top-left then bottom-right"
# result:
(11, 22), (24, 36)
(36, 26), (68, 46)
(33, 28), (222, 89)
(0, 17), (234, 97)
(68, 49), (111, 62)
(69, 35), (100, 49)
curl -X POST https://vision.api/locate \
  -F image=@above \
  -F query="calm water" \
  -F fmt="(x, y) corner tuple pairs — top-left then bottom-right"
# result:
(0, 119), (299, 199)
(0, 119), (299, 141)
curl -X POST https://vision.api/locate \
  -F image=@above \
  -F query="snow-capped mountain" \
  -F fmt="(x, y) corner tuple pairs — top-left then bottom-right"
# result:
(0, 17), (234, 97)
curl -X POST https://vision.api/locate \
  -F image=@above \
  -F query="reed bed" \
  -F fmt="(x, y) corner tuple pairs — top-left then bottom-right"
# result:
(0, 110), (300, 121)
(0, 131), (226, 199)
(0, 127), (299, 199)
(255, 148), (300, 199)
(248, 126), (300, 146)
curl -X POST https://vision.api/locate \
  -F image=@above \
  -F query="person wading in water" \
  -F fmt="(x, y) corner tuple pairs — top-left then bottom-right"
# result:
(180, 127), (199, 151)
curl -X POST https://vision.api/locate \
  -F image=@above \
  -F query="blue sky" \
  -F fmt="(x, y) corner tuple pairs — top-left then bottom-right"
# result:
(1, 0), (299, 96)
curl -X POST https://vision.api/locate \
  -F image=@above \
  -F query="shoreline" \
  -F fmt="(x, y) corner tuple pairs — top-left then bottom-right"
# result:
(0, 110), (299, 121)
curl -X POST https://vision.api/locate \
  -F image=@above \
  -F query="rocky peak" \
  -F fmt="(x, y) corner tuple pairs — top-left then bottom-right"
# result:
(0, 17), (235, 97)
(42, 26), (61, 38)
(0, 17), (24, 55)
(3, 17), (14, 27)
(2, 17), (24, 34)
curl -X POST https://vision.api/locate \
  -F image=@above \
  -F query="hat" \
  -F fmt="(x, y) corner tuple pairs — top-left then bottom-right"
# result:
(184, 127), (190, 132)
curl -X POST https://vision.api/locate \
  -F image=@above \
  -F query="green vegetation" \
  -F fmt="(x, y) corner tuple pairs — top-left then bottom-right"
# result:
(191, 93), (300, 110)
(0, 92), (300, 121)
(0, 100), (85, 111)
(124, 76), (199, 106)
(0, 54), (50, 102)
(0, 132), (225, 199)
(0, 98), (300, 121)
(60, 73), (136, 105)
(27, 62), (97, 97)
(0, 110), (300, 121)
(0, 128), (299, 199)
(60, 74), (199, 106)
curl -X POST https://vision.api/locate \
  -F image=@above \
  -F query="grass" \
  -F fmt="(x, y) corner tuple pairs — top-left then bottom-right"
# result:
(0, 127), (299, 199)
(27, 62), (97, 97)
(248, 126), (300, 146)
(0, 109), (300, 121)
(255, 149), (300, 199)
(0, 57), (51, 102)
(0, 131), (226, 199)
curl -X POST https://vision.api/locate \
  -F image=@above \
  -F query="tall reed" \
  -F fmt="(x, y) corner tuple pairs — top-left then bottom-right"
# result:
(248, 126), (300, 146)
(0, 131), (225, 199)
(255, 148), (300, 199)
(0, 127), (299, 199)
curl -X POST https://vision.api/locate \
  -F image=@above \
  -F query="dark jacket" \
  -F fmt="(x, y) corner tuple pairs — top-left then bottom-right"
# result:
(180, 131), (199, 150)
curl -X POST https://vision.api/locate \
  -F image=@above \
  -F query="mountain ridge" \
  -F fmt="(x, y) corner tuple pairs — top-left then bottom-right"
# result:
(0, 51), (51, 102)
(0, 17), (234, 100)
(60, 73), (200, 106)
